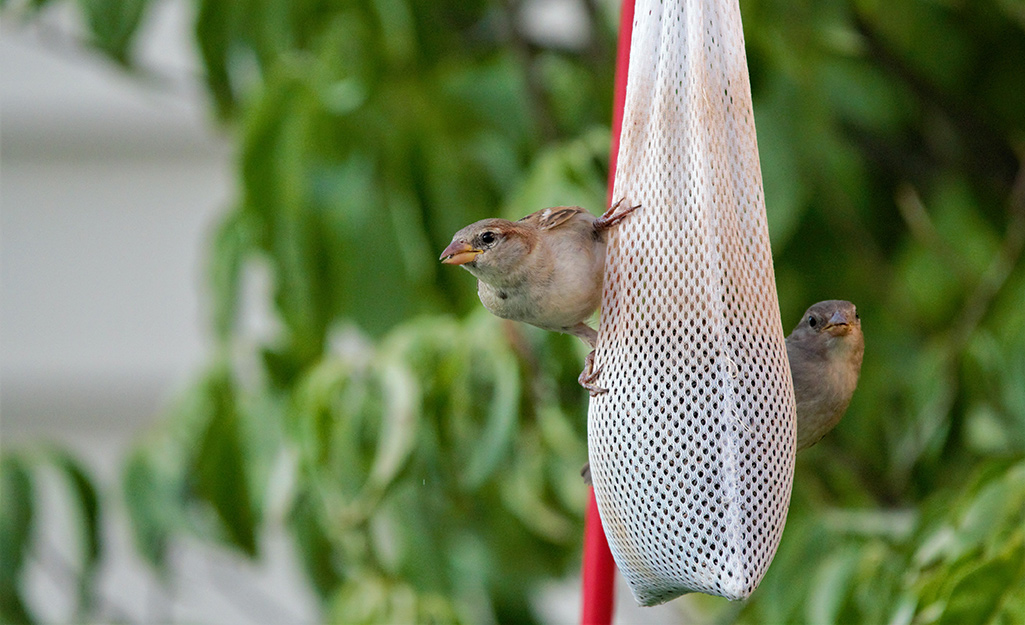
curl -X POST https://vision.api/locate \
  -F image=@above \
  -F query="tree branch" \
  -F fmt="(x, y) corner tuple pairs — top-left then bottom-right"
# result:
(895, 183), (975, 283)
(950, 150), (1025, 351)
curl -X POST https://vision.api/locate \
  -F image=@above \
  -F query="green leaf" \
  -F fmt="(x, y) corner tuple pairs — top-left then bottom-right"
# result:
(937, 537), (1025, 625)
(289, 491), (342, 600)
(208, 208), (256, 341)
(122, 448), (177, 572)
(191, 371), (259, 556)
(500, 433), (576, 543)
(76, 0), (150, 64)
(0, 454), (35, 625)
(194, 0), (238, 119)
(44, 449), (101, 618)
(461, 322), (521, 490)
(14, 0), (57, 12)
(366, 360), (419, 492)
(329, 574), (466, 625)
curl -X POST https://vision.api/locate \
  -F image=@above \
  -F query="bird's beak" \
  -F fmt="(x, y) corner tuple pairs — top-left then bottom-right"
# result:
(824, 310), (852, 336)
(440, 241), (481, 265)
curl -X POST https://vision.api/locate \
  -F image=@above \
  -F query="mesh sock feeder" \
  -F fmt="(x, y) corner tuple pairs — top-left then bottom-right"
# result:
(580, 0), (797, 617)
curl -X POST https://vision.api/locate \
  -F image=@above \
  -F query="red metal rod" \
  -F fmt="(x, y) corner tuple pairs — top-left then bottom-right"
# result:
(580, 491), (617, 625)
(607, 0), (635, 188)
(580, 1), (635, 624)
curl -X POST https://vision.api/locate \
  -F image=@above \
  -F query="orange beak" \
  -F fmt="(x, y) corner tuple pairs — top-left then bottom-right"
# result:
(440, 241), (481, 265)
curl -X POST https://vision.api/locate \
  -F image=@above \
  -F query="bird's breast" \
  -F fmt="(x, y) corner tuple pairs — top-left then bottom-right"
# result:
(475, 239), (604, 332)
(477, 280), (536, 322)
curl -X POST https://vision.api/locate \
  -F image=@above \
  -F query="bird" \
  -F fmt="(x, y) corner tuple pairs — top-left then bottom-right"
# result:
(580, 299), (864, 484)
(440, 199), (640, 394)
(787, 299), (864, 451)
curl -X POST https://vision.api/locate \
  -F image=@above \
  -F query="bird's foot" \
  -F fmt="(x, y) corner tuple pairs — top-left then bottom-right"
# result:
(578, 350), (608, 396)
(594, 198), (641, 232)
(581, 462), (592, 486)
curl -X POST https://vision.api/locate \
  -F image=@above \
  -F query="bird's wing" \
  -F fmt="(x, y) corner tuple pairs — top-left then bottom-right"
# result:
(518, 206), (590, 231)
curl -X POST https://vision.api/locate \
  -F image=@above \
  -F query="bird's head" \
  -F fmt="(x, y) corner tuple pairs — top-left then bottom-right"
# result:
(790, 299), (863, 354)
(439, 219), (532, 284)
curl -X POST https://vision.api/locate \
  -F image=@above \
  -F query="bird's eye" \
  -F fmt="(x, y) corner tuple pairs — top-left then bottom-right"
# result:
(808, 315), (817, 328)
(480, 231), (496, 246)
(854, 309), (860, 320)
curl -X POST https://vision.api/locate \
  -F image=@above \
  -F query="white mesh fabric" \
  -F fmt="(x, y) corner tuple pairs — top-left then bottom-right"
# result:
(588, 0), (797, 605)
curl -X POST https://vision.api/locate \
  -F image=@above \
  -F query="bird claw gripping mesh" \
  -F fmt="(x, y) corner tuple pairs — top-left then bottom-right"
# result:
(587, 0), (797, 605)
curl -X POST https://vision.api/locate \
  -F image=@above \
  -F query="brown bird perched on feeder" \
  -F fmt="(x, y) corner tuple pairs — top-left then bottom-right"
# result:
(580, 299), (864, 484)
(440, 200), (640, 395)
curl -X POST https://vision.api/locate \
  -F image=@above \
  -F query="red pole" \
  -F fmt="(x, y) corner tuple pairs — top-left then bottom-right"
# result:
(581, 1), (634, 624)
(580, 491), (617, 625)
(607, 0), (635, 187)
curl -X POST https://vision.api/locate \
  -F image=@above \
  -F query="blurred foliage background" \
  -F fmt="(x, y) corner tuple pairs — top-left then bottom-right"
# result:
(2, 0), (1024, 623)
